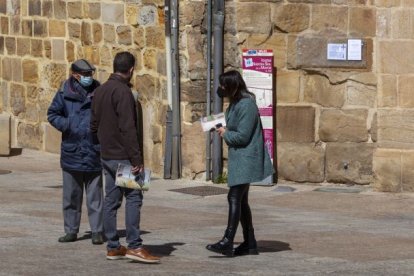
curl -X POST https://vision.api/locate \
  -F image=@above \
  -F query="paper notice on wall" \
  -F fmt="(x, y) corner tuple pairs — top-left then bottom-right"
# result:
(347, 39), (362, 61)
(327, 43), (347, 60)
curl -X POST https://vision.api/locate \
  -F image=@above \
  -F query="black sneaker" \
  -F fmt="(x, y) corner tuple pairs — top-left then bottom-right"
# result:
(91, 232), (104, 245)
(58, 233), (77, 243)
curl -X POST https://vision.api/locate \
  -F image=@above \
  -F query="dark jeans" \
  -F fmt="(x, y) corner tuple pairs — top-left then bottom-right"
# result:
(101, 159), (143, 250)
(226, 184), (253, 240)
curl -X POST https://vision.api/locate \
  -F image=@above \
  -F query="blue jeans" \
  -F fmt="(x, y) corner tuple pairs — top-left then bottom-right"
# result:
(101, 159), (143, 250)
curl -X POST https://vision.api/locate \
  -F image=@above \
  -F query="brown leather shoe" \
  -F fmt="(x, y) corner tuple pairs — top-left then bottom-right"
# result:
(106, 245), (127, 260)
(125, 247), (160, 263)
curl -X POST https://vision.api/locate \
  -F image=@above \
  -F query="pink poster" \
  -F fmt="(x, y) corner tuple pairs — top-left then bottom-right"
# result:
(242, 49), (274, 160)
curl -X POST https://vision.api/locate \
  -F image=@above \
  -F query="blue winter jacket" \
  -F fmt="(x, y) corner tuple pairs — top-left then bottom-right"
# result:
(47, 77), (101, 172)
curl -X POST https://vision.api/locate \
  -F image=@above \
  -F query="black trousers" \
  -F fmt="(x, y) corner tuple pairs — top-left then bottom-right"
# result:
(226, 184), (253, 240)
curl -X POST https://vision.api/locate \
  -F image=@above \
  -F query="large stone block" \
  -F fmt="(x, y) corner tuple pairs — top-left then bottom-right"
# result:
(180, 0), (205, 27)
(377, 109), (414, 149)
(373, 148), (401, 192)
(81, 22), (92, 46)
(52, 39), (64, 61)
(16, 37), (30, 56)
(49, 20), (66, 37)
(181, 80), (206, 103)
(379, 41), (414, 74)
(135, 74), (157, 101)
(68, 1), (83, 19)
(43, 63), (67, 89)
(145, 26), (165, 49)
(11, 58), (22, 82)
(311, 5), (348, 33)
(0, 36), (4, 55)
(349, 7), (376, 37)
(236, 2), (271, 34)
(5, 37), (15, 55)
(42, 0), (53, 17)
(276, 71), (300, 103)
(43, 122), (60, 154)
(401, 151), (414, 192)
(304, 74), (345, 107)
(102, 3), (124, 24)
(319, 109), (368, 142)
(10, 83), (25, 116)
(66, 41), (75, 62)
(271, 3), (310, 33)
(186, 27), (206, 73)
(2, 57), (12, 80)
(183, 102), (206, 123)
(277, 142), (325, 183)
(182, 122), (206, 175)
(22, 60), (39, 84)
(391, 9), (414, 39)
(92, 23), (102, 44)
(143, 48), (157, 71)
(68, 22), (81, 40)
(126, 5), (138, 26)
(29, 0), (41, 16)
(0, 113), (11, 155)
(133, 27), (145, 49)
(17, 122), (42, 150)
(1, 16), (9, 34)
(117, 25), (132, 45)
(345, 81), (376, 108)
(54, 0), (66, 19)
(326, 143), (374, 185)
(374, 0), (401, 7)
(83, 46), (100, 66)
(33, 20), (47, 37)
(378, 74), (397, 107)
(276, 106), (315, 142)
(138, 5), (157, 26)
(398, 75), (414, 108)
(377, 9), (391, 38)
(104, 24), (116, 43)
(86, 2), (100, 20)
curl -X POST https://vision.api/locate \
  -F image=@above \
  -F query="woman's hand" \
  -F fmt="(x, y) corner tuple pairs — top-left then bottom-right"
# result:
(216, 127), (226, 137)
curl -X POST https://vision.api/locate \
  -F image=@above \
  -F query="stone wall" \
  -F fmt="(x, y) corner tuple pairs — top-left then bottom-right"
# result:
(2, 0), (414, 190)
(217, 0), (414, 191)
(0, 0), (167, 174)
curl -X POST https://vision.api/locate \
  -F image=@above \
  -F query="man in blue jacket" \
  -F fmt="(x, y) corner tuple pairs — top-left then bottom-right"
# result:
(48, 59), (104, 245)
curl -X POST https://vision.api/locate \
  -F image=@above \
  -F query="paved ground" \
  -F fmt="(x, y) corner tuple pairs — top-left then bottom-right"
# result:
(2, 149), (414, 275)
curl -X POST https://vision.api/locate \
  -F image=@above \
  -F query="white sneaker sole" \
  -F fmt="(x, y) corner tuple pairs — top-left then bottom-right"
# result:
(125, 254), (160, 263)
(106, 255), (126, 260)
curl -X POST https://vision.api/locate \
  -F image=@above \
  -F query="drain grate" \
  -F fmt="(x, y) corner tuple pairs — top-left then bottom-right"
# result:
(169, 185), (228, 196)
(313, 187), (362, 194)
(44, 185), (63, 189)
(0, 169), (12, 175)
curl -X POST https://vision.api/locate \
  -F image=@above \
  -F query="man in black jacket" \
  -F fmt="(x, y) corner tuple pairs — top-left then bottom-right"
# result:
(91, 52), (160, 263)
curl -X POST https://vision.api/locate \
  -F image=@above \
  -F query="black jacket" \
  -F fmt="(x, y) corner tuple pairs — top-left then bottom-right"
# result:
(91, 74), (142, 166)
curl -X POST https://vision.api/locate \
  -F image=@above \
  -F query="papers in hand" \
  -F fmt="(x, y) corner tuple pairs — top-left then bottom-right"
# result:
(115, 164), (151, 191)
(200, 113), (226, 132)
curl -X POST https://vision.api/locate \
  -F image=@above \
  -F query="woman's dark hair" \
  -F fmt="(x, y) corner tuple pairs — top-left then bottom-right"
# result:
(113, 51), (136, 74)
(219, 70), (255, 102)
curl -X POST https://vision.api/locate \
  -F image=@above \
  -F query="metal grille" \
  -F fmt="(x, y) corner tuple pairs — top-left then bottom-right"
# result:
(169, 185), (228, 196)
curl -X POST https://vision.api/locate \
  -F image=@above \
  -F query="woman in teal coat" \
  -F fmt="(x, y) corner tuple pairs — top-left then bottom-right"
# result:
(206, 70), (274, 256)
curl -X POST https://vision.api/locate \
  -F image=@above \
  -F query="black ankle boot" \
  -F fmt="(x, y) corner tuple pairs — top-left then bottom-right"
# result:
(234, 229), (258, 256)
(206, 237), (234, 256)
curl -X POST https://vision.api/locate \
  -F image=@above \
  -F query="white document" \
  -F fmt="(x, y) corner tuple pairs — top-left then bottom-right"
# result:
(347, 39), (362, 61)
(327, 43), (347, 60)
(200, 113), (226, 132)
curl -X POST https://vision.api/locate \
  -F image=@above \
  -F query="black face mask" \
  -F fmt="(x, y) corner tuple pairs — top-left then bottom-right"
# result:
(217, 87), (227, 98)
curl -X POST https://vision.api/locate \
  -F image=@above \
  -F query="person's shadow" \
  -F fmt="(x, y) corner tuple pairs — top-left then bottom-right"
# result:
(208, 240), (291, 258)
(77, 229), (150, 241)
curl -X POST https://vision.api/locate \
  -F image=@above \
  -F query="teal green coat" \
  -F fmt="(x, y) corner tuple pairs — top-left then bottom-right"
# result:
(223, 97), (274, 187)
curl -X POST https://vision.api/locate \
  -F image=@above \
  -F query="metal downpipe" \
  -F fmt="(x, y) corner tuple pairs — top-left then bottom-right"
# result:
(205, 0), (212, 181)
(212, 0), (225, 182)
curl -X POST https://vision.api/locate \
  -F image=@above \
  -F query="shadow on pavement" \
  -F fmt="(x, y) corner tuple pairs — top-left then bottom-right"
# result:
(257, 240), (291, 253)
(77, 229), (151, 241)
(208, 240), (291, 258)
(144, 242), (186, 256)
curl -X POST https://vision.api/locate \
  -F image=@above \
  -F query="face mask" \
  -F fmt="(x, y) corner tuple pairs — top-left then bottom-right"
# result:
(79, 76), (93, 87)
(217, 87), (227, 98)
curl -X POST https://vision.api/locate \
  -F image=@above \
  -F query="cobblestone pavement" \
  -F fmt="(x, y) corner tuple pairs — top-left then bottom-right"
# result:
(1, 149), (414, 275)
